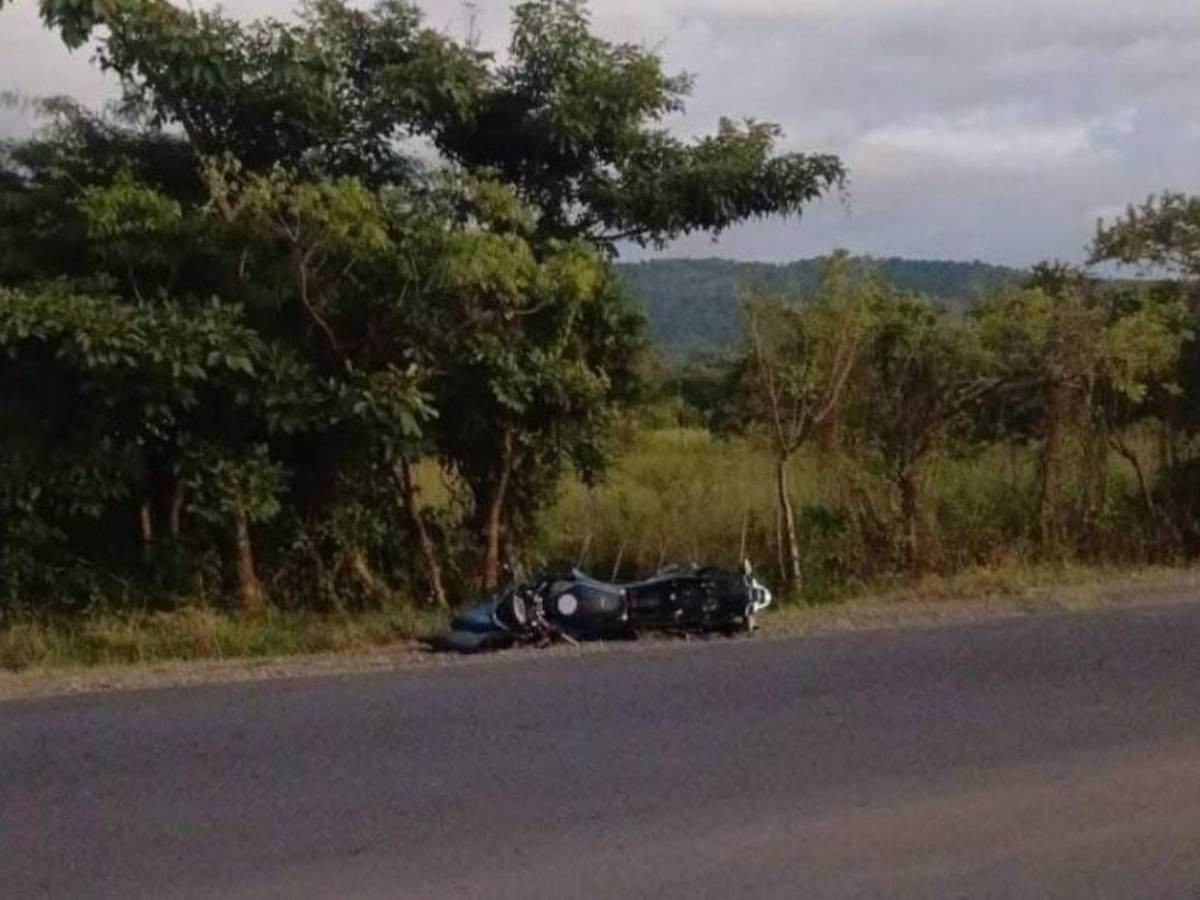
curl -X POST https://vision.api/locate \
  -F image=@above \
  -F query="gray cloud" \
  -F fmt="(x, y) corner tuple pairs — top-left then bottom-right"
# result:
(2, 0), (1197, 266)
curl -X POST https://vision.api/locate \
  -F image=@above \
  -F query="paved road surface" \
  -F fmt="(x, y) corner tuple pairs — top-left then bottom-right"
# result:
(4, 603), (1200, 898)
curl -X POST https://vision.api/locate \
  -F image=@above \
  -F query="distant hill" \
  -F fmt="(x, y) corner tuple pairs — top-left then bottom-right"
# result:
(616, 256), (1025, 359)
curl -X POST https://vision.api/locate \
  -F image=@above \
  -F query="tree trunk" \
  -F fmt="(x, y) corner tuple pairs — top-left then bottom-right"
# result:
(232, 499), (265, 614)
(1109, 429), (1172, 548)
(1124, 445), (1157, 524)
(611, 539), (627, 581)
(348, 548), (388, 604)
(138, 501), (153, 562)
(482, 429), (516, 591)
(169, 481), (185, 540)
(397, 459), (448, 609)
(775, 502), (787, 582)
(775, 455), (802, 593)
(1038, 372), (1069, 550)
(898, 465), (922, 571)
(1080, 405), (1108, 550)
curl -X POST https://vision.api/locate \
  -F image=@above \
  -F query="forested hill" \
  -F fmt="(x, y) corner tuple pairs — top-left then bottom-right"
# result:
(617, 257), (1025, 358)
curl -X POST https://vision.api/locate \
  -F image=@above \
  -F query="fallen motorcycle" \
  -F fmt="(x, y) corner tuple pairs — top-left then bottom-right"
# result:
(426, 561), (773, 653)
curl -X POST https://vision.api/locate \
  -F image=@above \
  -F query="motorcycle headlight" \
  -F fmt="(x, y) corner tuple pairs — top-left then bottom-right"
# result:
(751, 584), (772, 611)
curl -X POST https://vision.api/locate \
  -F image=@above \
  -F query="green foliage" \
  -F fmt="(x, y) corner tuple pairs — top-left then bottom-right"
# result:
(834, 290), (988, 568)
(333, 0), (844, 249)
(0, 285), (295, 609)
(79, 168), (183, 246)
(732, 252), (878, 590)
(617, 249), (1200, 594)
(1092, 192), (1200, 279)
(542, 426), (1169, 605)
(739, 252), (877, 453)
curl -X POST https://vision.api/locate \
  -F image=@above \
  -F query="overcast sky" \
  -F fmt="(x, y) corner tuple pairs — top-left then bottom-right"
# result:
(2, 0), (1198, 266)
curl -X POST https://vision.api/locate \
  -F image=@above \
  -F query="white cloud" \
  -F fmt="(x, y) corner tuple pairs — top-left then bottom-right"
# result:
(856, 112), (1092, 171)
(850, 106), (1142, 173)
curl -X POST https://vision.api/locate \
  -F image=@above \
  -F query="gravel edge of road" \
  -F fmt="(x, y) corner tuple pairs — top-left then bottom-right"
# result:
(4, 568), (1199, 703)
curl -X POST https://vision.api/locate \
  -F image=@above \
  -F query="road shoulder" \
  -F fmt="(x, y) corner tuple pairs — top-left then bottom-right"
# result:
(3, 567), (1198, 703)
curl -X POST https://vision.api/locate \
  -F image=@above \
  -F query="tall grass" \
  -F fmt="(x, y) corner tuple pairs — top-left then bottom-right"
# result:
(0, 605), (441, 673)
(540, 428), (1156, 602)
(544, 429), (815, 577)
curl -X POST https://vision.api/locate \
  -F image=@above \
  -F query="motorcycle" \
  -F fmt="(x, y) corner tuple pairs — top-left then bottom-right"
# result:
(427, 561), (773, 653)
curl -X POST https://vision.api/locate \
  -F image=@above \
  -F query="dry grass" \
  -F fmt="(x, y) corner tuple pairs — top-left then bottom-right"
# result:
(3, 561), (1184, 674)
(544, 428), (823, 578)
(0, 605), (442, 673)
(540, 428), (1155, 599)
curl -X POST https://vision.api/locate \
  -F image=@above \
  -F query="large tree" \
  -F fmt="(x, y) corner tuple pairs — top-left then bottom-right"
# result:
(425, 0), (845, 250)
(1, 0), (845, 602)
(847, 293), (992, 571)
(8, 0), (844, 233)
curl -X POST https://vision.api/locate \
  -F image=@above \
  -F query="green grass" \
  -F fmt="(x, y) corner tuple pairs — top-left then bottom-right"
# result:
(5, 560), (1188, 676)
(541, 427), (1157, 597)
(0, 605), (443, 673)
(544, 428), (822, 577)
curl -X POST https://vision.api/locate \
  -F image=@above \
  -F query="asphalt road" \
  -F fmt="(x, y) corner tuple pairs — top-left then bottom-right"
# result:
(4, 603), (1200, 899)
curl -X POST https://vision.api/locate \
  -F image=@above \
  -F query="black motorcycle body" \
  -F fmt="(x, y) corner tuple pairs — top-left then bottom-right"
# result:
(429, 563), (773, 653)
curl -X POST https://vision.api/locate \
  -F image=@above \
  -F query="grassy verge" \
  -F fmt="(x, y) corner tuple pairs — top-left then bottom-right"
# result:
(763, 562), (1200, 637)
(4, 562), (1198, 677)
(0, 605), (443, 674)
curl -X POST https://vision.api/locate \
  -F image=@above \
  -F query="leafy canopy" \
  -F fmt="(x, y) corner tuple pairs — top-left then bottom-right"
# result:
(1092, 192), (1200, 280)
(9, 0), (845, 251)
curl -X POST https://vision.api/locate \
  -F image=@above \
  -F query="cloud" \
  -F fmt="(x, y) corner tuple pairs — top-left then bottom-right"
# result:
(850, 106), (1142, 174)
(856, 113), (1093, 171)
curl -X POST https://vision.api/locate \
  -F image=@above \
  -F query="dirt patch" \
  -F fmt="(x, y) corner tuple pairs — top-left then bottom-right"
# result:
(4, 568), (1199, 703)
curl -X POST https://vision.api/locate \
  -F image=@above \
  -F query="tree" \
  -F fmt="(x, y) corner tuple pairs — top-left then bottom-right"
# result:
(0, 285), (303, 611)
(308, 0), (847, 583)
(1091, 192), (1200, 281)
(1093, 286), (1189, 528)
(0, 97), (206, 290)
(973, 264), (1187, 554)
(1091, 190), (1200, 465)
(740, 252), (874, 592)
(398, 178), (642, 589)
(1, 0), (486, 183)
(848, 293), (990, 571)
(0, 102), (440, 610)
(418, 0), (845, 250)
(12, 0), (844, 240)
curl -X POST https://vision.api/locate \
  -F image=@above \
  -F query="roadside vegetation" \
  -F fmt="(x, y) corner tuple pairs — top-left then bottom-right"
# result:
(3, 0), (1200, 672)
